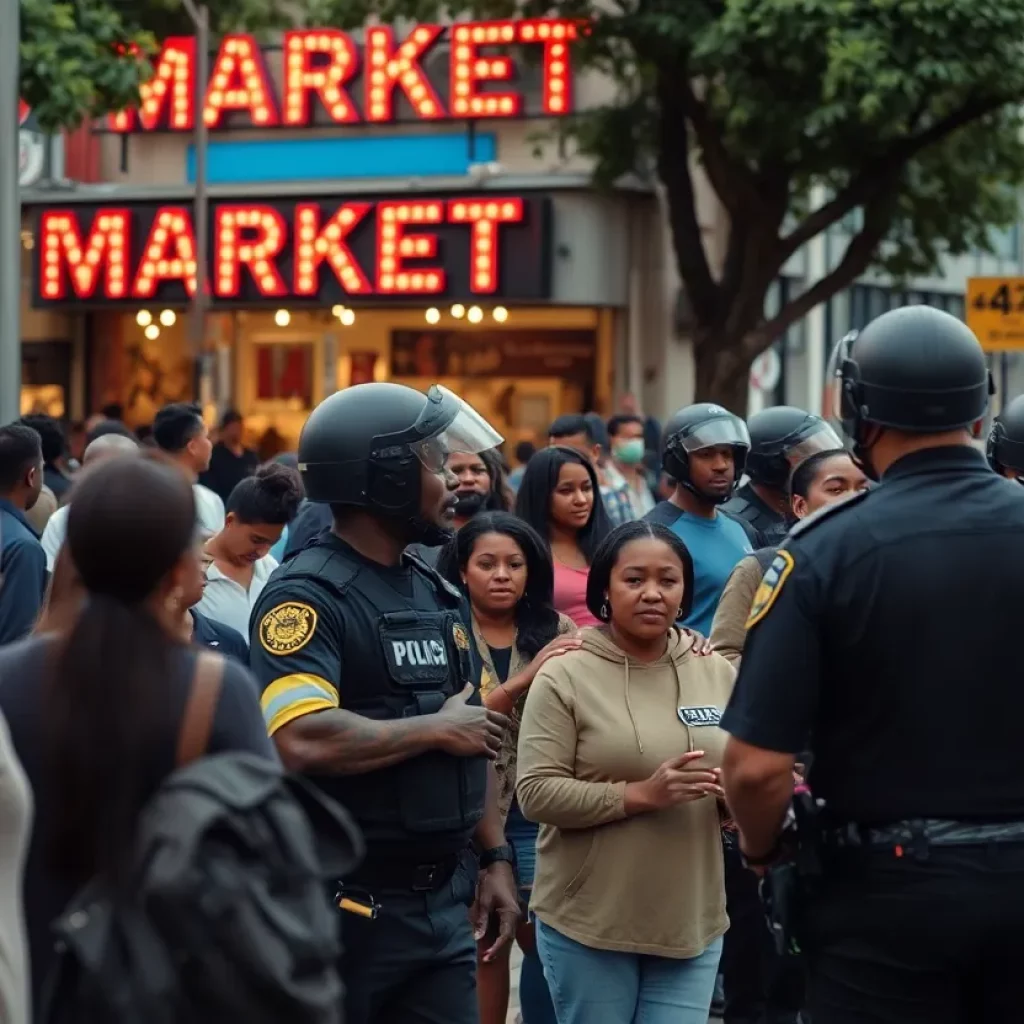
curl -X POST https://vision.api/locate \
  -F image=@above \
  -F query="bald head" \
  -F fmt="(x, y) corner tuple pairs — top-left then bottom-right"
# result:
(83, 433), (139, 466)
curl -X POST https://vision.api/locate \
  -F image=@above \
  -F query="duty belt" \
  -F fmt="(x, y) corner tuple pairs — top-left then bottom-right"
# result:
(345, 852), (461, 892)
(827, 818), (1024, 855)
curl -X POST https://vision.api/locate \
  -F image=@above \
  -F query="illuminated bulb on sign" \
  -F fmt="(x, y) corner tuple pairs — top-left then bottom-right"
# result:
(144, 324), (160, 341)
(332, 304), (346, 317)
(425, 307), (441, 325)
(275, 309), (291, 327)
(493, 306), (509, 323)
(159, 309), (176, 327)
(451, 303), (466, 319)
(467, 306), (484, 324)
(340, 309), (356, 327)
(136, 310), (153, 327)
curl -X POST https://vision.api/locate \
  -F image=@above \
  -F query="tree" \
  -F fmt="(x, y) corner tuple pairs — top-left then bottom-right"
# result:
(19, 0), (314, 131)
(300, 0), (1024, 411)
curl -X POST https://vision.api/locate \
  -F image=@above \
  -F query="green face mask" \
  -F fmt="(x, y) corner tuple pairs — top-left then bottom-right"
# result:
(614, 438), (645, 465)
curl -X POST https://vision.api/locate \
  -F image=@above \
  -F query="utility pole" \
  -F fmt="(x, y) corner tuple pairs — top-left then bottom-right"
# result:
(180, 0), (209, 390)
(0, 0), (21, 424)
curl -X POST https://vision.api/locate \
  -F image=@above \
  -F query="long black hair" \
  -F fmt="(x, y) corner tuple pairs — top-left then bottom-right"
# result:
(514, 446), (611, 564)
(46, 452), (198, 884)
(438, 511), (560, 659)
(585, 520), (696, 623)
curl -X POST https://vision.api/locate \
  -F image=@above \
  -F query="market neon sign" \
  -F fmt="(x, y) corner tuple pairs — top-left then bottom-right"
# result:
(108, 19), (582, 132)
(34, 195), (549, 305)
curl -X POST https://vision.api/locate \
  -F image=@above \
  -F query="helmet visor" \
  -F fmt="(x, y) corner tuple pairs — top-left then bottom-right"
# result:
(411, 387), (503, 472)
(825, 331), (858, 431)
(783, 422), (844, 469)
(677, 417), (751, 453)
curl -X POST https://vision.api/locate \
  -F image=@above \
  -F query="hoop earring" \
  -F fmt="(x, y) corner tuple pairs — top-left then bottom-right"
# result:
(600, 600), (610, 620)
(677, 606), (685, 621)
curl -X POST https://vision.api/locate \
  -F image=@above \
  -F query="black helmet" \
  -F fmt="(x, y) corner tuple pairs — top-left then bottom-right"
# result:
(745, 406), (843, 489)
(988, 394), (1024, 475)
(662, 403), (750, 503)
(298, 383), (502, 521)
(828, 306), (992, 442)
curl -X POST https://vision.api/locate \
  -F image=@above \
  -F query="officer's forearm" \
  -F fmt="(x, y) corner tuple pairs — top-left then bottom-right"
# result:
(274, 709), (443, 775)
(722, 741), (794, 858)
(474, 764), (506, 850)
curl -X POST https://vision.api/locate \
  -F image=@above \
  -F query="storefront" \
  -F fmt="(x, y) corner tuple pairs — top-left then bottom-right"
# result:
(22, 18), (669, 448)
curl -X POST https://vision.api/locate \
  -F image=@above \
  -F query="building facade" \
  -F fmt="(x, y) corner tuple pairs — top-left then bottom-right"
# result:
(18, 19), (1024, 442)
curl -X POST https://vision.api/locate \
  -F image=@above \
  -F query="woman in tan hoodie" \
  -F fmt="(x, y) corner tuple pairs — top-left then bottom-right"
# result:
(517, 520), (736, 1024)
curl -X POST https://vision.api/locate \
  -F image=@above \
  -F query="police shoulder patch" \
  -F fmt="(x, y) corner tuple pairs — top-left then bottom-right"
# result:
(452, 622), (470, 651)
(746, 550), (795, 629)
(788, 486), (870, 539)
(259, 601), (318, 655)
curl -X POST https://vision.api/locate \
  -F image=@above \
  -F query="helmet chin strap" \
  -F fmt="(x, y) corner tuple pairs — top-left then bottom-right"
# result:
(850, 422), (881, 483)
(679, 478), (731, 506)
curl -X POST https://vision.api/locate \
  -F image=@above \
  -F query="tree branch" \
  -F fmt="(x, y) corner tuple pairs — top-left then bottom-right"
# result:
(655, 67), (720, 323)
(754, 192), (896, 354)
(677, 76), (761, 216)
(778, 93), (1016, 260)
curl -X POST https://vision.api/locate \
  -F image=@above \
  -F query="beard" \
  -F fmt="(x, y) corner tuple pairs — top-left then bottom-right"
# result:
(454, 490), (488, 518)
(407, 514), (455, 548)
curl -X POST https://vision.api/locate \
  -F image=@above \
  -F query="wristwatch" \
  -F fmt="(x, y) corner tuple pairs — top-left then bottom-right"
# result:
(479, 844), (517, 871)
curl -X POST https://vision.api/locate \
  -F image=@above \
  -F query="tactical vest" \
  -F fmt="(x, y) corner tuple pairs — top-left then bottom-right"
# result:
(724, 489), (789, 545)
(278, 543), (487, 848)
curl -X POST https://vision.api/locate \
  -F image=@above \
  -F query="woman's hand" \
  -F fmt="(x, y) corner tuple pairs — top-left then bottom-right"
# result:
(624, 752), (725, 814)
(523, 633), (583, 683)
(484, 633), (582, 712)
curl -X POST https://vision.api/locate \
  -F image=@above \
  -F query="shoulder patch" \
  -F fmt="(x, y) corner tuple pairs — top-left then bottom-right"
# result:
(746, 550), (795, 629)
(259, 602), (318, 656)
(789, 487), (870, 539)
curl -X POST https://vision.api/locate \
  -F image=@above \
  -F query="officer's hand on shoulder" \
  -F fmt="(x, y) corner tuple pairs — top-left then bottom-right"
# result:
(434, 684), (508, 759)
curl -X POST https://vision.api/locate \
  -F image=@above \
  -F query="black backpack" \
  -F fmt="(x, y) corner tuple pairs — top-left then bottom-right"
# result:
(41, 652), (364, 1024)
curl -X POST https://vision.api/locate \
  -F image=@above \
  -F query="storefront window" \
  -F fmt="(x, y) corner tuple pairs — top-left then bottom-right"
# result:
(255, 342), (314, 410)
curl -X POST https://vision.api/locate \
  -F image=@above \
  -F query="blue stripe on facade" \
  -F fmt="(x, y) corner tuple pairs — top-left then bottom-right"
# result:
(186, 132), (497, 185)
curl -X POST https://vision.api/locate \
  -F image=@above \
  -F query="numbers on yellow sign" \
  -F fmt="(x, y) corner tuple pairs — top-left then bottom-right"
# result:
(971, 282), (1024, 315)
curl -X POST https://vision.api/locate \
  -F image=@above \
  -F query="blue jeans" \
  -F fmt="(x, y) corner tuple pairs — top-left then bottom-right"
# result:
(536, 920), (723, 1024)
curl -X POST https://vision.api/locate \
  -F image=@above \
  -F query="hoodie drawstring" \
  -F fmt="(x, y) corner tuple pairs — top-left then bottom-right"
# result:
(622, 658), (644, 754)
(673, 656), (695, 755)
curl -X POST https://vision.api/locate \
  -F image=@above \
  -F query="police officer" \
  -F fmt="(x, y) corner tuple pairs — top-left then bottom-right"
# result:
(720, 305), (1024, 1024)
(249, 382), (520, 1024)
(987, 393), (1024, 481)
(722, 405), (842, 545)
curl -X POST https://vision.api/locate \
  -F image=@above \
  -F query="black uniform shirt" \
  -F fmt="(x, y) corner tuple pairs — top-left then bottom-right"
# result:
(722, 445), (1024, 826)
(249, 533), (486, 854)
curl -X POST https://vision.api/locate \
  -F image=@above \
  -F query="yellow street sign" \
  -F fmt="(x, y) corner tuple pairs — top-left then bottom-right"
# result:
(967, 277), (1024, 351)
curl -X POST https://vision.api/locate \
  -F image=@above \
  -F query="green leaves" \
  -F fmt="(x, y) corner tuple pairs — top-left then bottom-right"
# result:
(20, 0), (155, 131)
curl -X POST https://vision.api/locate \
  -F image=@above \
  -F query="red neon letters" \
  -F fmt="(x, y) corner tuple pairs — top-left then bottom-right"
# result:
(37, 198), (529, 301)
(109, 19), (581, 131)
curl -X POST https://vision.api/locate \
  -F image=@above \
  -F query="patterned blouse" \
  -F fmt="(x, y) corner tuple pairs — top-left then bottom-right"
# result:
(472, 612), (577, 821)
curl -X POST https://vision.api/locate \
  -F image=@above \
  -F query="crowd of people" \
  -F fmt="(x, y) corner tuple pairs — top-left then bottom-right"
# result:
(0, 306), (1018, 1024)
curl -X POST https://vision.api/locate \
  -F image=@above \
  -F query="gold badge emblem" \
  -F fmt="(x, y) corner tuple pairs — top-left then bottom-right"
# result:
(452, 623), (470, 651)
(259, 602), (318, 655)
(746, 550), (795, 630)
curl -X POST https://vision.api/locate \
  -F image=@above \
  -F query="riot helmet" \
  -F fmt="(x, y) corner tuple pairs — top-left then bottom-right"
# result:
(662, 403), (750, 504)
(745, 406), (843, 490)
(827, 306), (992, 470)
(298, 383), (502, 537)
(987, 394), (1024, 478)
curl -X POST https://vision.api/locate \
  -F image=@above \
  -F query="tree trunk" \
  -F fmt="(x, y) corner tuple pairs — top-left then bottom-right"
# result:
(692, 324), (763, 417)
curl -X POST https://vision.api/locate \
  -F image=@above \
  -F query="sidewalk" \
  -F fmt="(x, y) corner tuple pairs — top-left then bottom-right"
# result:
(506, 947), (722, 1023)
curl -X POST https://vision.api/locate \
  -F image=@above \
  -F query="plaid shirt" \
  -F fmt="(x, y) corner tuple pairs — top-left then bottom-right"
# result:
(600, 482), (636, 527)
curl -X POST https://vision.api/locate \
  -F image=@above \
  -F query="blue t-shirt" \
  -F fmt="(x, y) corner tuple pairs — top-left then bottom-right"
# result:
(645, 501), (753, 636)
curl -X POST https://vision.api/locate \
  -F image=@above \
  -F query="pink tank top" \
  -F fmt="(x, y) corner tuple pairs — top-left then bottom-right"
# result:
(552, 560), (601, 627)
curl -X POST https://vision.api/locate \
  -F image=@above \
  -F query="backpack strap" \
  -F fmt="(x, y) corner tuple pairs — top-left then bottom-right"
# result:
(176, 651), (225, 768)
